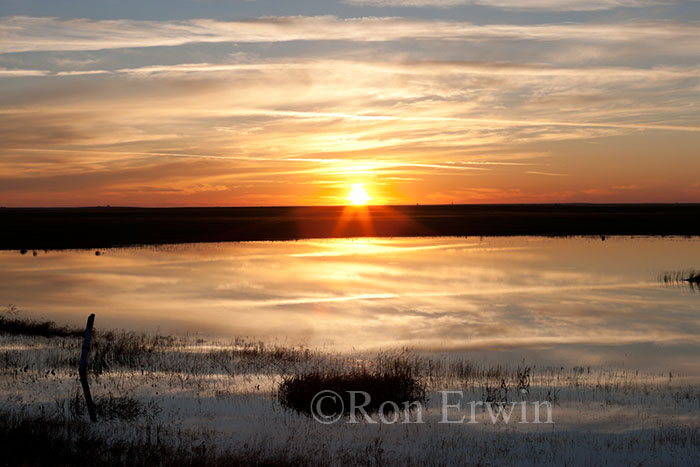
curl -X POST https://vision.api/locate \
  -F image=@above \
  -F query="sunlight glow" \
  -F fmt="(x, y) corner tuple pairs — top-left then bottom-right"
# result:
(346, 185), (372, 205)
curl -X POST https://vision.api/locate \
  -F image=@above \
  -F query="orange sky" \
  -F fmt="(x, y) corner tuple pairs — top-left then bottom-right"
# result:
(1, 8), (699, 206)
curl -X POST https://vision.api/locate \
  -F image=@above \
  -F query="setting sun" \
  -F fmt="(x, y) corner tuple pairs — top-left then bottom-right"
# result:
(346, 185), (371, 205)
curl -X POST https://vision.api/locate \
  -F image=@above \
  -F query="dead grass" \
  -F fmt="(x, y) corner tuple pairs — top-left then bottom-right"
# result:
(0, 305), (83, 338)
(278, 365), (427, 417)
(659, 269), (700, 284)
(659, 270), (700, 292)
(0, 408), (313, 467)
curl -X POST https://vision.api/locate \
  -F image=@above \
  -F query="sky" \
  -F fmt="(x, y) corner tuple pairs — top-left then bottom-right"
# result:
(1, 0), (699, 206)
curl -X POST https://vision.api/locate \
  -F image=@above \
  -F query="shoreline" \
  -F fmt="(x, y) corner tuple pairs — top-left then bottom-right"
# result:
(2, 204), (700, 250)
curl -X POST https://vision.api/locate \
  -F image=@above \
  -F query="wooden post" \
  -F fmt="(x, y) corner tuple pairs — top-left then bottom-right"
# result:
(79, 313), (97, 422)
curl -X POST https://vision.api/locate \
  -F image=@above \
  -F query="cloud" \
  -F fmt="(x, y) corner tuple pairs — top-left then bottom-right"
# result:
(0, 67), (47, 77)
(1, 56), (698, 173)
(1, 15), (698, 53)
(55, 70), (109, 76)
(525, 171), (570, 176)
(1, 12), (699, 205)
(343, 0), (668, 11)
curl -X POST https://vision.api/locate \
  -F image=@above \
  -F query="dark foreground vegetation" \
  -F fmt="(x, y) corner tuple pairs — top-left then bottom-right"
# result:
(0, 408), (310, 467)
(2, 407), (699, 467)
(2, 204), (700, 250)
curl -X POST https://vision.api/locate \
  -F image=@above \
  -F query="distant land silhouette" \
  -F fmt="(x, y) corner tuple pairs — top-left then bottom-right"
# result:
(2, 204), (700, 250)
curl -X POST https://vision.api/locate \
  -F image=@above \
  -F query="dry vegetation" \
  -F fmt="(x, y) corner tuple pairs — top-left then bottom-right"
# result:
(659, 269), (700, 290)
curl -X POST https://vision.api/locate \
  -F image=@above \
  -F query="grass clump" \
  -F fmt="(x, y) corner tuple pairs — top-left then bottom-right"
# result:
(659, 270), (700, 290)
(278, 368), (426, 418)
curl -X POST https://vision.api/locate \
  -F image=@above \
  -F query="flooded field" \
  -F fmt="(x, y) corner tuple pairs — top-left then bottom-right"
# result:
(1, 236), (699, 465)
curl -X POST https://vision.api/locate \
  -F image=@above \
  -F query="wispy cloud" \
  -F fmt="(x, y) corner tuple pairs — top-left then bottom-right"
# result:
(525, 171), (570, 176)
(1, 16), (698, 53)
(55, 70), (109, 76)
(344, 0), (668, 11)
(0, 67), (48, 76)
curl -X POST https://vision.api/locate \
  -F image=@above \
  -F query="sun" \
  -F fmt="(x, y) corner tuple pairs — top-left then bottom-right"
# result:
(346, 184), (371, 205)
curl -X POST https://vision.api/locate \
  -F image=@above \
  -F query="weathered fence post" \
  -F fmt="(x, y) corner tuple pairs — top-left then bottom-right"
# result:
(79, 313), (97, 422)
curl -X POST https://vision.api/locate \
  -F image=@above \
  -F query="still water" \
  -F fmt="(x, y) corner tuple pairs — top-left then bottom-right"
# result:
(1, 237), (698, 374)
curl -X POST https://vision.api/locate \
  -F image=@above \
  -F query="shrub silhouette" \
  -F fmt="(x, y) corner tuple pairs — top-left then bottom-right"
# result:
(278, 369), (426, 418)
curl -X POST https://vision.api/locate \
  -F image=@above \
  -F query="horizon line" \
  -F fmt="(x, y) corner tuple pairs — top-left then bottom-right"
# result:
(4, 202), (700, 209)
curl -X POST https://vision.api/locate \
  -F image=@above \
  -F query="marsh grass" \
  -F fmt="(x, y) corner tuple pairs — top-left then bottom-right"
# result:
(0, 305), (83, 338)
(1, 406), (699, 467)
(279, 350), (428, 417)
(1, 315), (699, 465)
(278, 369), (427, 417)
(659, 270), (700, 290)
(0, 307), (331, 378)
(65, 391), (148, 421)
(87, 333), (328, 377)
(0, 408), (312, 467)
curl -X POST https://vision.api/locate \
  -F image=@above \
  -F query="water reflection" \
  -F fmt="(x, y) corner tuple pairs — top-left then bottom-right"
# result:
(1, 237), (699, 374)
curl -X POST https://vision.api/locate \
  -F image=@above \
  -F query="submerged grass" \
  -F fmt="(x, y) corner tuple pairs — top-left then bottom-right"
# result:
(0, 307), (332, 377)
(66, 392), (149, 422)
(688, 271), (700, 284)
(659, 270), (700, 291)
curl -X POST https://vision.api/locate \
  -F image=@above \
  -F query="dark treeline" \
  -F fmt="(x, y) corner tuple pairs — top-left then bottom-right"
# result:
(2, 204), (700, 250)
